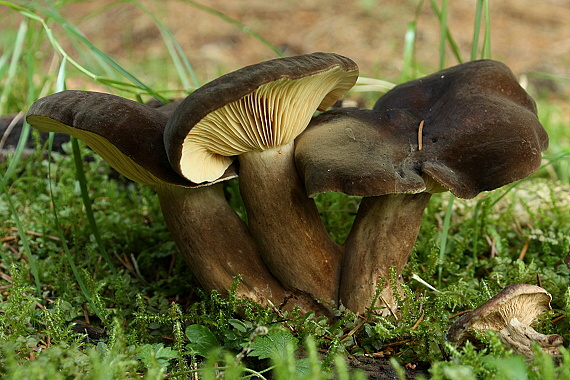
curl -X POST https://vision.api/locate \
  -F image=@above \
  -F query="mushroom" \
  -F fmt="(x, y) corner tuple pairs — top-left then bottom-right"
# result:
(295, 60), (549, 313)
(164, 52), (359, 302)
(446, 284), (563, 358)
(25, 90), (314, 309)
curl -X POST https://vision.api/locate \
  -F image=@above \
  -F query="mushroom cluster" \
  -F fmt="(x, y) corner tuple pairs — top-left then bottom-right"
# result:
(26, 55), (548, 316)
(26, 52), (358, 312)
(295, 59), (549, 313)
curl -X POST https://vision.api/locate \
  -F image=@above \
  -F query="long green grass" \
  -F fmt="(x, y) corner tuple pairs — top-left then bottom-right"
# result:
(1, 1), (569, 379)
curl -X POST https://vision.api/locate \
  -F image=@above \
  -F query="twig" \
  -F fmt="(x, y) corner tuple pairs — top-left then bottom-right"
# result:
(518, 237), (531, 261)
(340, 316), (367, 341)
(379, 294), (399, 319)
(411, 310), (425, 330)
(266, 299), (295, 333)
(417, 120), (425, 150)
(449, 309), (473, 319)
(552, 315), (566, 324)
(485, 235), (498, 257)
(7, 227), (60, 241)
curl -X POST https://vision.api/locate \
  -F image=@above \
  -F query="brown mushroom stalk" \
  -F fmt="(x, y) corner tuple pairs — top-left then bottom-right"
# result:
(446, 284), (563, 358)
(296, 108), (446, 313)
(164, 53), (359, 303)
(341, 193), (432, 312)
(238, 142), (342, 302)
(156, 183), (277, 299)
(295, 60), (548, 314)
(25, 90), (301, 308)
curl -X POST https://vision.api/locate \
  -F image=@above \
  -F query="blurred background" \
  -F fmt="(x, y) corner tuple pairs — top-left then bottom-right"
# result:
(2, 0), (567, 99)
(52, 0), (570, 95)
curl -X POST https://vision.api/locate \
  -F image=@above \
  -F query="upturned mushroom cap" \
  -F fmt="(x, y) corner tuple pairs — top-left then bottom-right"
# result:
(295, 60), (549, 199)
(446, 284), (553, 344)
(26, 90), (236, 187)
(164, 52), (359, 183)
(446, 284), (563, 358)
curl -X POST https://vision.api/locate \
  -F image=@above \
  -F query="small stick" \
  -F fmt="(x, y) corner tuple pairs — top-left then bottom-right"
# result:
(518, 237), (531, 261)
(552, 315), (566, 324)
(411, 309), (425, 330)
(449, 309), (473, 319)
(379, 294), (399, 319)
(418, 120), (425, 150)
(339, 316), (367, 340)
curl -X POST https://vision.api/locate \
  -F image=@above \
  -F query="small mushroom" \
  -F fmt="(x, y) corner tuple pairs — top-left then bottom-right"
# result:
(164, 52), (359, 302)
(295, 60), (549, 313)
(25, 90), (310, 309)
(446, 284), (563, 358)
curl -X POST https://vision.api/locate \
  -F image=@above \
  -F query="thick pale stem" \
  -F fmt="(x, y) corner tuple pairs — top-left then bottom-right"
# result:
(238, 142), (342, 303)
(156, 183), (290, 306)
(499, 318), (563, 358)
(340, 193), (432, 313)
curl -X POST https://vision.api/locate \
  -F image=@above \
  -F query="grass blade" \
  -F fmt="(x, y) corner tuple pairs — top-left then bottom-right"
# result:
(400, 0), (425, 81)
(126, 0), (200, 90)
(401, 21), (417, 82)
(0, 182), (42, 296)
(70, 137), (118, 277)
(0, 18), (27, 116)
(1, 116), (31, 186)
(40, 5), (168, 101)
(1, 1), (167, 100)
(481, 0), (492, 59)
(437, 194), (455, 286)
(46, 134), (105, 322)
(429, 0), (463, 64)
(471, 0), (484, 60)
(437, 0), (448, 69)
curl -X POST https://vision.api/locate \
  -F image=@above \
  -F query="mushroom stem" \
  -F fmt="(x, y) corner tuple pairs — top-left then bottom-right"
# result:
(499, 318), (563, 358)
(238, 142), (342, 303)
(156, 182), (292, 305)
(340, 192), (432, 313)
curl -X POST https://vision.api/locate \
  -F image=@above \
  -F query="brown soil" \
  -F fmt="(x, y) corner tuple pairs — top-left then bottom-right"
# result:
(61, 0), (569, 99)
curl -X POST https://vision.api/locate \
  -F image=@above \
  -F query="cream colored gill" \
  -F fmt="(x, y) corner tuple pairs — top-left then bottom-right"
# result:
(27, 115), (166, 187)
(180, 65), (356, 183)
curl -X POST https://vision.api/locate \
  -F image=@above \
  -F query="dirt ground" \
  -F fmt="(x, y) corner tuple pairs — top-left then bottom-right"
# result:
(61, 0), (569, 100)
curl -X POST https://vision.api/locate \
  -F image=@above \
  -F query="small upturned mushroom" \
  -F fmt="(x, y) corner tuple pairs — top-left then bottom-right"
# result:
(295, 60), (549, 313)
(25, 90), (309, 309)
(164, 52), (359, 302)
(446, 284), (563, 358)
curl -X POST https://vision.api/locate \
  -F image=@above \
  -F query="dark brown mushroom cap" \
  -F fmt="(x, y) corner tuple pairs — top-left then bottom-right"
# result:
(26, 90), (236, 187)
(372, 59), (548, 198)
(295, 107), (428, 197)
(164, 52), (358, 183)
(295, 60), (548, 199)
(445, 284), (553, 344)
